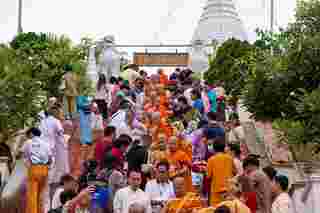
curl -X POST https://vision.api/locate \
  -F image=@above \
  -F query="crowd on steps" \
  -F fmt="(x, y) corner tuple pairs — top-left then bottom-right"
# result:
(1, 67), (294, 213)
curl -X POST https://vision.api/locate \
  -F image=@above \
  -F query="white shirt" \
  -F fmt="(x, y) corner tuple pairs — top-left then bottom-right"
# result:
(113, 186), (152, 213)
(51, 187), (64, 209)
(23, 136), (52, 165)
(39, 115), (65, 150)
(145, 180), (175, 213)
(145, 179), (175, 201)
(272, 193), (293, 213)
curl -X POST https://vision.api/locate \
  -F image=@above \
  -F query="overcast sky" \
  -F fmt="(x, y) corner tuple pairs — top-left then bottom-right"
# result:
(1, 0), (296, 45)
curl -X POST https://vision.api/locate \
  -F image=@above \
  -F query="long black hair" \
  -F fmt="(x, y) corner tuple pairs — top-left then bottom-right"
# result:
(97, 73), (107, 91)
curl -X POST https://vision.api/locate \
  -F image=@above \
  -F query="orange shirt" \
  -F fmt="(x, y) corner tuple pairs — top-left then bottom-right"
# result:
(207, 153), (235, 206)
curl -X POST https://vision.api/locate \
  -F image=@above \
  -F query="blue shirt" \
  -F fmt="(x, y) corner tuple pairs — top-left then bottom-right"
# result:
(193, 99), (204, 114)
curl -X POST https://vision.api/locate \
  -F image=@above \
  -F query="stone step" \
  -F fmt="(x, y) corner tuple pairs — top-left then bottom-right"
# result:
(241, 121), (272, 167)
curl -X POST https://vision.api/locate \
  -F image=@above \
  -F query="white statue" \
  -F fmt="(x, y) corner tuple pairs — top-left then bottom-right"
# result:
(98, 35), (121, 80)
(87, 45), (98, 86)
(190, 39), (209, 75)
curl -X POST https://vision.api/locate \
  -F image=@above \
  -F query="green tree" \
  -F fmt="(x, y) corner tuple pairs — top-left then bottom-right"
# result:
(10, 32), (88, 97)
(0, 46), (43, 144)
(254, 29), (290, 54)
(273, 88), (320, 161)
(204, 38), (255, 97)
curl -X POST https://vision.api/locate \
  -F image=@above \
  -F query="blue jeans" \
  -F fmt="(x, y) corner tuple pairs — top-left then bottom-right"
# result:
(79, 110), (92, 145)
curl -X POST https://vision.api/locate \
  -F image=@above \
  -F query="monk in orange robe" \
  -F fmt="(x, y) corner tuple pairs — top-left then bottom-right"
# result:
(144, 91), (159, 113)
(161, 177), (203, 213)
(207, 138), (236, 207)
(166, 136), (193, 192)
(158, 69), (168, 85)
(176, 136), (193, 160)
(150, 135), (167, 165)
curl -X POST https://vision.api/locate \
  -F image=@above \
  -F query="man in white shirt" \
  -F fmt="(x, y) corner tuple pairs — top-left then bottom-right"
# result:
(23, 127), (53, 213)
(145, 161), (175, 213)
(114, 170), (152, 213)
(271, 175), (293, 213)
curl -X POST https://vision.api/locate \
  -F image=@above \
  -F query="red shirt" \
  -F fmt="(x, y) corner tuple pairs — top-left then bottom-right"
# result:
(95, 136), (112, 168)
(111, 147), (124, 163)
(243, 191), (257, 213)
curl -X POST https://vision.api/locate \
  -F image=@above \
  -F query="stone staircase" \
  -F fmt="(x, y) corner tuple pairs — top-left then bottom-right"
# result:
(241, 121), (272, 167)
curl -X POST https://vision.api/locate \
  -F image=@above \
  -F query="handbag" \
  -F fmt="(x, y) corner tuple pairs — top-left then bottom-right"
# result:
(141, 150), (152, 174)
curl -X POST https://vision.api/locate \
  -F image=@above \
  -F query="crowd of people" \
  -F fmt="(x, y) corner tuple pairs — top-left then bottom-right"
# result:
(21, 66), (294, 213)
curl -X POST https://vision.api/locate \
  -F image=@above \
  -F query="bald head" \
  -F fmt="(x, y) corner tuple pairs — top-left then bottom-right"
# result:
(152, 112), (161, 120)
(129, 203), (146, 213)
(168, 136), (178, 152)
(173, 177), (186, 198)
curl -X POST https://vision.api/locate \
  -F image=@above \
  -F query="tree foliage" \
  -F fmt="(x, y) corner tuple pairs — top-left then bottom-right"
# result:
(204, 38), (255, 97)
(242, 0), (320, 160)
(10, 32), (88, 97)
(0, 46), (43, 143)
(254, 29), (291, 54)
(0, 32), (92, 145)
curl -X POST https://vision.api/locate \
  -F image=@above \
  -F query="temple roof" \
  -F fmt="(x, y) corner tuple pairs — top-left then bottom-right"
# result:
(192, 0), (247, 43)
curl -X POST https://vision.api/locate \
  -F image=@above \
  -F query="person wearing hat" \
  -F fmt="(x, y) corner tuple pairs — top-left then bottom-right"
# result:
(271, 175), (293, 213)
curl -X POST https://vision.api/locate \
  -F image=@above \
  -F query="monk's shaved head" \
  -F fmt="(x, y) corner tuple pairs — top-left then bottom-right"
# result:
(168, 136), (178, 152)
(173, 177), (185, 185)
(173, 177), (186, 197)
(129, 203), (146, 213)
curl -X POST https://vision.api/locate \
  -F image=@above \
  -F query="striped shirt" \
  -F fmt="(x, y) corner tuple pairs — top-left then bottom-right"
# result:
(23, 136), (52, 165)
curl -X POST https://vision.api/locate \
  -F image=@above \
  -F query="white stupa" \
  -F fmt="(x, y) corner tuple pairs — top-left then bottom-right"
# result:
(87, 46), (98, 86)
(192, 0), (247, 43)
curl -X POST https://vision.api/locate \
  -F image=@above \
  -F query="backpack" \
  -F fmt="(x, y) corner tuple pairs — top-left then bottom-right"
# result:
(48, 207), (63, 213)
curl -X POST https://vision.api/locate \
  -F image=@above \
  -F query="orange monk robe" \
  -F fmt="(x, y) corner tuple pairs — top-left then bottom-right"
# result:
(148, 119), (172, 144)
(216, 200), (251, 213)
(197, 207), (215, 213)
(167, 150), (194, 192)
(159, 72), (168, 85)
(144, 103), (159, 113)
(177, 138), (193, 160)
(159, 119), (173, 139)
(207, 153), (235, 207)
(150, 150), (167, 165)
(165, 192), (203, 213)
